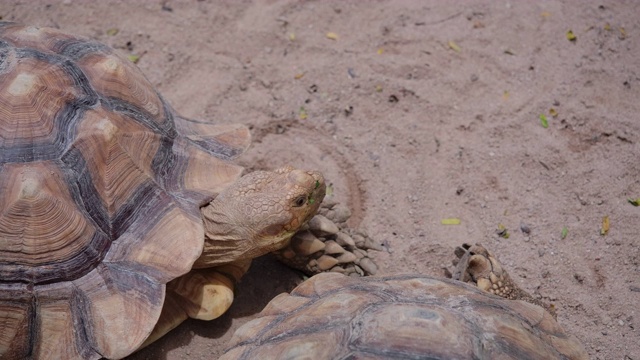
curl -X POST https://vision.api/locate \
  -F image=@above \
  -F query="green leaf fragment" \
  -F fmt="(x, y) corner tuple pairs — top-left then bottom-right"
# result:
(106, 28), (119, 36)
(315, 180), (320, 189)
(628, 198), (640, 206)
(127, 54), (140, 63)
(448, 41), (461, 52)
(299, 106), (308, 120)
(539, 114), (548, 128)
(561, 227), (568, 239)
(497, 224), (510, 238)
(600, 216), (609, 236)
(441, 218), (461, 225)
(326, 184), (334, 197)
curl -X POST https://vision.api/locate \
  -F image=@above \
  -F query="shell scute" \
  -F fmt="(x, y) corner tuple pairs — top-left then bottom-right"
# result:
(222, 273), (589, 360)
(0, 23), (250, 359)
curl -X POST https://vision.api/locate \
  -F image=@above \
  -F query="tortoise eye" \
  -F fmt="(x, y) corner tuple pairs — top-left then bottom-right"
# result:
(293, 196), (306, 207)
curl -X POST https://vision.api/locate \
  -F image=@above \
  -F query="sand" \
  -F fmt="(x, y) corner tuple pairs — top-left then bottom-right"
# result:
(3, 1), (638, 359)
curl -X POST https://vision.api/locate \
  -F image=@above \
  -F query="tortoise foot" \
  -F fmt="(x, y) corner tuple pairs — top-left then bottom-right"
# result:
(275, 199), (380, 276)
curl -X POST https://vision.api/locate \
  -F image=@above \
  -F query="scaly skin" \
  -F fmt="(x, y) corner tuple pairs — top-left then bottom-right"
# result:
(453, 243), (557, 318)
(140, 166), (326, 349)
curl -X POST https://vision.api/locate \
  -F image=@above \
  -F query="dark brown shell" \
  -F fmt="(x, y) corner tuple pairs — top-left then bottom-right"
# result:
(222, 273), (589, 360)
(0, 23), (250, 359)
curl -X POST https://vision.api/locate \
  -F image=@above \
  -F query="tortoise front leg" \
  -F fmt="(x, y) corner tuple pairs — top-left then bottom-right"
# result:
(139, 260), (251, 349)
(274, 200), (381, 276)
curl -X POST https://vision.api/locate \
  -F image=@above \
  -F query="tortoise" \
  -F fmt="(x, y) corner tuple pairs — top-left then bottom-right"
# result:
(0, 22), (352, 360)
(221, 244), (589, 360)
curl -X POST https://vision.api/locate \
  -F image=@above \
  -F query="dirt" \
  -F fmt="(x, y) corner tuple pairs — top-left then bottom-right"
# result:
(3, 1), (638, 359)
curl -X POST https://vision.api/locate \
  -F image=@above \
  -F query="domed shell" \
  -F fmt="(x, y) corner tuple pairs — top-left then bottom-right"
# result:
(0, 23), (250, 359)
(222, 273), (588, 360)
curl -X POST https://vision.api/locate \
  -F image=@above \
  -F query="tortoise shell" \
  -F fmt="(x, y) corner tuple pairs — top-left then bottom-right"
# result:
(0, 23), (250, 359)
(222, 273), (588, 360)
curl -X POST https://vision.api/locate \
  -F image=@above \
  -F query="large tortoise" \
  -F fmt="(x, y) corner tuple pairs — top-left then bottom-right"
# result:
(0, 22), (337, 359)
(222, 244), (589, 360)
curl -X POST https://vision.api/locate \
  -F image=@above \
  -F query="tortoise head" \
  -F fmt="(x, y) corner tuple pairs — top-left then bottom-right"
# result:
(196, 166), (326, 267)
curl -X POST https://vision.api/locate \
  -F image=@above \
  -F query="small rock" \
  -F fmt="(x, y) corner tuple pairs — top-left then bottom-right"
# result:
(520, 223), (531, 235)
(538, 249), (545, 257)
(344, 105), (354, 116)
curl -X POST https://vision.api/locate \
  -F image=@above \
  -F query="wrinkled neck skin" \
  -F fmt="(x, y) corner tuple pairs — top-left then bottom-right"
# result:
(193, 167), (325, 269)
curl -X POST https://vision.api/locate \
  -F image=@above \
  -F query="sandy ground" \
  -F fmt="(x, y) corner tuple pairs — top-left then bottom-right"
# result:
(3, 1), (639, 359)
